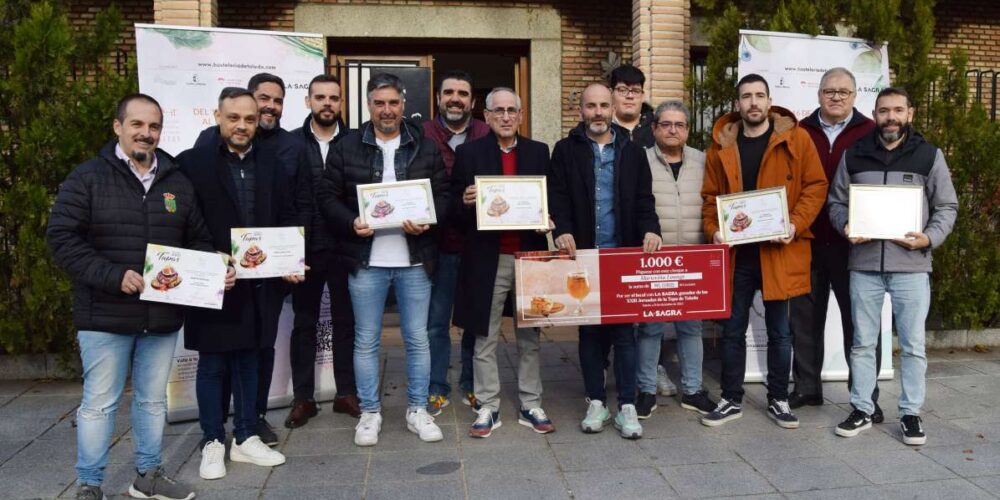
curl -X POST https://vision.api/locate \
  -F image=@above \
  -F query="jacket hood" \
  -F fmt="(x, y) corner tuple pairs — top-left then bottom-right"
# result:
(712, 105), (798, 149)
(99, 140), (177, 175)
(569, 121), (629, 148)
(799, 107), (871, 132)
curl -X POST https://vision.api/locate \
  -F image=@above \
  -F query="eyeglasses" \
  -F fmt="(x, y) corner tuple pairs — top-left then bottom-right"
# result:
(656, 121), (688, 130)
(614, 86), (644, 97)
(487, 107), (519, 117)
(821, 89), (854, 100)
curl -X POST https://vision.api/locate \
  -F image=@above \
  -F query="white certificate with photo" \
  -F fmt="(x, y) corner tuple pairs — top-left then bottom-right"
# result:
(140, 244), (228, 310)
(356, 179), (437, 230)
(849, 184), (924, 240)
(717, 186), (791, 245)
(474, 175), (549, 231)
(231, 227), (306, 279)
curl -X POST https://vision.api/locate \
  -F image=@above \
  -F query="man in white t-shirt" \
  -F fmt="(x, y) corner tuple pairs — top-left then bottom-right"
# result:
(315, 73), (451, 447)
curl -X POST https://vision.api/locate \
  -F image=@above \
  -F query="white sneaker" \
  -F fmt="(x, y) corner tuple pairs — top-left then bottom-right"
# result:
(406, 408), (444, 442)
(657, 365), (678, 396)
(229, 436), (286, 467)
(355, 412), (382, 447)
(199, 439), (226, 480)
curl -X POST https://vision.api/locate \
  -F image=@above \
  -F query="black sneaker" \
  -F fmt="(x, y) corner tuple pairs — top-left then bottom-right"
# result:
(835, 409), (872, 437)
(257, 416), (279, 446)
(75, 485), (105, 500)
(635, 392), (657, 420)
(129, 466), (195, 500)
(872, 403), (884, 424)
(900, 415), (927, 445)
(788, 391), (823, 409)
(767, 399), (800, 429)
(700, 398), (742, 427)
(680, 390), (717, 415)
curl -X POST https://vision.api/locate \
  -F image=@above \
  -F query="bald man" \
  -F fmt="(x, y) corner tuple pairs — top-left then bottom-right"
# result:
(548, 83), (661, 440)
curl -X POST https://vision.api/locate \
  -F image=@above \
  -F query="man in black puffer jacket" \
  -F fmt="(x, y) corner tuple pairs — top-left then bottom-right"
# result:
(47, 94), (225, 500)
(315, 73), (449, 447)
(285, 74), (359, 428)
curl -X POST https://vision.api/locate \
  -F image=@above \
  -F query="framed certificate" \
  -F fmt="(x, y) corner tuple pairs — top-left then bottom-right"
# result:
(356, 179), (437, 230)
(849, 184), (923, 239)
(140, 244), (228, 310)
(231, 227), (306, 279)
(716, 186), (791, 245)
(474, 175), (548, 231)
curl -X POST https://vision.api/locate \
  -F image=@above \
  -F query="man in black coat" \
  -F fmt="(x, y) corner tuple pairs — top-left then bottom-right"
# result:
(176, 88), (305, 480)
(549, 83), (662, 440)
(451, 88), (555, 439)
(285, 74), (360, 428)
(47, 94), (226, 500)
(315, 73), (449, 447)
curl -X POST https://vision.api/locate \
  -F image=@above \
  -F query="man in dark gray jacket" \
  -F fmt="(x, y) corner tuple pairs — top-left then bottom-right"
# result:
(827, 87), (957, 446)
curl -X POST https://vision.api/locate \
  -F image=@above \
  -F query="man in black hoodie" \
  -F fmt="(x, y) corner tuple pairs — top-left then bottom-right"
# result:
(48, 94), (230, 500)
(285, 74), (359, 428)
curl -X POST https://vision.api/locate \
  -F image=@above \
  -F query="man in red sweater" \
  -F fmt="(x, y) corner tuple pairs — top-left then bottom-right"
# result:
(790, 67), (880, 421)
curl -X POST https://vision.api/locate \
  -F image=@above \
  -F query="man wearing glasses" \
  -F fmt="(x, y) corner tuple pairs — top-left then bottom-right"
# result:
(452, 88), (555, 438)
(609, 65), (655, 148)
(789, 68), (878, 418)
(634, 100), (718, 419)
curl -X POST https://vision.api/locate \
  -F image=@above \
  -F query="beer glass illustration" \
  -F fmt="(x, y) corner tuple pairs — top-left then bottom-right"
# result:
(566, 269), (590, 315)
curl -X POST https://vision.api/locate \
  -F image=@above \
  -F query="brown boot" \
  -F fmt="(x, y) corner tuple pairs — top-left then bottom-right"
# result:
(333, 394), (362, 418)
(284, 399), (318, 429)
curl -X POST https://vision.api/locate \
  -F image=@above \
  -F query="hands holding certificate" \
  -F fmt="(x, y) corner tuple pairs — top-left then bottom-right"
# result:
(353, 217), (429, 237)
(845, 224), (930, 250)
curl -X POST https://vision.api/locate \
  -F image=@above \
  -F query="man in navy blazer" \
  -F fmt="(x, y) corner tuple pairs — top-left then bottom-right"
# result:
(452, 88), (556, 439)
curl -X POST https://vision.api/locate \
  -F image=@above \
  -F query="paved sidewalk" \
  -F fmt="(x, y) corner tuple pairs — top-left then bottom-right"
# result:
(2, 336), (1000, 499)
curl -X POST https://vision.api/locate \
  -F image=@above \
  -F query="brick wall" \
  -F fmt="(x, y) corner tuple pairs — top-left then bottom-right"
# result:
(931, 0), (1000, 69)
(66, 0), (154, 74)
(216, 0), (634, 133)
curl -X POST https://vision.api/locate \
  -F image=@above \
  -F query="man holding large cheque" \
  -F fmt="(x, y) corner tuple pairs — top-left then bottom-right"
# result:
(827, 87), (957, 446)
(700, 73), (828, 430)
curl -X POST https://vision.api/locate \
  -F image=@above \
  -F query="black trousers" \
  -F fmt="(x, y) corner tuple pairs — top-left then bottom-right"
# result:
(789, 241), (880, 401)
(289, 253), (356, 401)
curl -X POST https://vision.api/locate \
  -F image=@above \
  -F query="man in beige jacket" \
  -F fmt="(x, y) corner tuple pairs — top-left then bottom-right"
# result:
(634, 100), (717, 419)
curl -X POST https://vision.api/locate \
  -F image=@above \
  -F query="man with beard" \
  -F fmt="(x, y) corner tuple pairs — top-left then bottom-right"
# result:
(422, 70), (491, 414)
(549, 83), (662, 440)
(828, 87), (957, 445)
(700, 73), (827, 429)
(176, 87), (304, 479)
(48, 94), (227, 500)
(789, 67), (879, 417)
(285, 74), (360, 428)
(315, 73), (449, 447)
(609, 64), (655, 148)
(196, 73), (310, 445)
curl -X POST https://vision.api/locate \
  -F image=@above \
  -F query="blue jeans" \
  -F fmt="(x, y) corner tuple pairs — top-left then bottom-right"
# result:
(719, 264), (792, 403)
(850, 271), (929, 416)
(349, 266), (432, 412)
(427, 253), (474, 396)
(197, 349), (258, 444)
(76, 330), (177, 487)
(636, 320), (704, 395)
(579, 324), (637, 407)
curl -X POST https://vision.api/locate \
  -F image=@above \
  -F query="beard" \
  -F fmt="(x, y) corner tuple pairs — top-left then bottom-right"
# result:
(258, 107), (280, 130)
(312, 109), (339, 127)
(130, 150), (149, 162)
(741, 107), (767, 126)
(878, 120), (908, 143)
(375, 118), (400, 135)
(442, 108), (468, 124)
(586, 120), (609, 135)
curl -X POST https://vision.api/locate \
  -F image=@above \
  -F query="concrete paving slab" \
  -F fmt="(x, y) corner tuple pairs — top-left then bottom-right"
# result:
(465, 474), (572, 499)
(550, 439), (650, 471)
(637, 435), (740, 466)
(0, 380), (35, 397)
(839, 448), (957, 484)
(281, 427), (361, 456)
(0, 461), (75, 499)
(0, 395), (80, 419)
(364, 479), (464, 500)
(564, 467), (677, 499)
(0, 416), (61, 441)
(751, 456), (870, 492)
(462, 445), (560, 480)
(921, 442), (1000, 477)
(265, 453), (368, 487)
(659, 461), (775, 498)
(367, 448), (461, 483)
